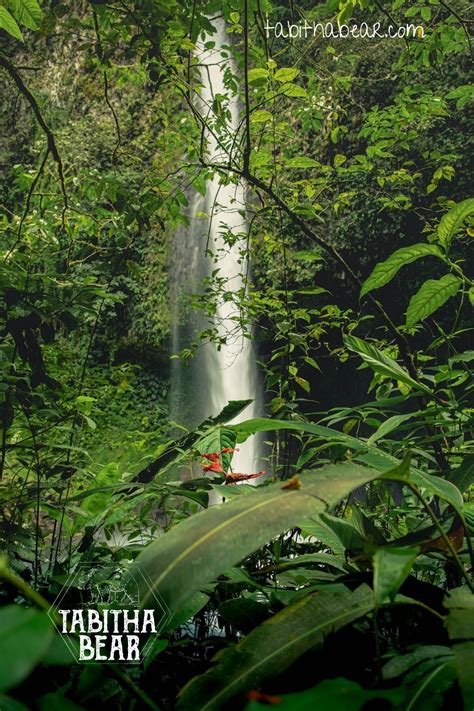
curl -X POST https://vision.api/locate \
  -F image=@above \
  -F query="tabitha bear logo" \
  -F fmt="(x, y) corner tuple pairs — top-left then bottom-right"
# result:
(48, 563), (171, 663)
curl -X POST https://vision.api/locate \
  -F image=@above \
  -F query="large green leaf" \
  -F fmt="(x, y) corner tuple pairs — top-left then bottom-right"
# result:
(344, 335), (432, 396)
(437, 198), (474, 249)
(127, 463), (380, 615)
(0, 6), (23, 40)
(373, 547), (418, 605)
(360, 244), (442, 298)
(444, 588), (474, 640)
(382, 646), (453, 681)
(195, 427), (237, 472)
(8, 0), (42, 30)
(453, 642), (474, 711)
(231, 417), (366, 450)
(405, 274), (461, 328)
(177, 585), (375, 710)
(233, 416), (462, 512)
(0, 606), (53, 692)
(444, 589), (474, 711)
(300, 512), (363, 554)
(367, 412), (419, 446)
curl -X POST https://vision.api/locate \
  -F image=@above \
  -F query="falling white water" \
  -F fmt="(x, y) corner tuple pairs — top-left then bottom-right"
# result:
(170, 19), (262, 476)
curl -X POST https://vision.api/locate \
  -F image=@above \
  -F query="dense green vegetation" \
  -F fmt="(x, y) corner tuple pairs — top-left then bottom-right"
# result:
(0, 0), (473, 708)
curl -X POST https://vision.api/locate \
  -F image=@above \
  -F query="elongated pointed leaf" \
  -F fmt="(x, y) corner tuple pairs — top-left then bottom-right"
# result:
(405, 274), (461, 328)
(344, 335), (432, 396)
(9, 0), (42, 30)
(373, 547), (418, 605)
(128, 463), (380, 614)
(437, 198), (474, 249)
(382, 646), (453, 681)
(231, 417), (366, 450)
(233, 419), (462, 513)
(300, 512), (363, 554)
(453, 642), (474, 711)
(177, 585), (375, 711)
(360, 244), (442, 298)
(0, 6), (23, 40)
(367, 413), (419, 446)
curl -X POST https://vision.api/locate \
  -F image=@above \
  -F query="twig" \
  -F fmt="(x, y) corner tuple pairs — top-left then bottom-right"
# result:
(243, 0), (251, 175)
(439, 0), (473, 59)
(0, 55), (68, 224)
(5, 147), (50, 260)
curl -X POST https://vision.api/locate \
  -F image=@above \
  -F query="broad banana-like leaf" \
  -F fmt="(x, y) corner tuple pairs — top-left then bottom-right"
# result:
(127, 463), (380, 614)
(177, 585), (374, 710)
(373, 547), (418, 605)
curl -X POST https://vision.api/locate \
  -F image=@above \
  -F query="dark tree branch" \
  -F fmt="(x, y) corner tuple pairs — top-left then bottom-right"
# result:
(5, 147), (50, 260)
(243, 0), (251, 175)
(0, 54), (68, 222)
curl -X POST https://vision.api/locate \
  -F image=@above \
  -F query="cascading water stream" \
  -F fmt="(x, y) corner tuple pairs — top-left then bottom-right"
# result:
(170, 19), (262, 476)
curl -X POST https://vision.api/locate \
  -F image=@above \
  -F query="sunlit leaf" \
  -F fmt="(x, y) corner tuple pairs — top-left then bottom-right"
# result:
(9, 0), (43, 29)
(360, 244), (443, 298)
(0, 6), (23, 40)
(344, 335), (433, 396)
(405, 274), (461, 328)
(437, 198), (474, 248)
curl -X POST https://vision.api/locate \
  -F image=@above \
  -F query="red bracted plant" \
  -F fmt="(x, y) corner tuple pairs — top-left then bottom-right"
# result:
(200, 449), (264, 482)
(201, 447), (239, 474)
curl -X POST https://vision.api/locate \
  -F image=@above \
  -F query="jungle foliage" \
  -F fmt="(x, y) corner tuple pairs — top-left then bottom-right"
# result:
(0, 0), (473, 709)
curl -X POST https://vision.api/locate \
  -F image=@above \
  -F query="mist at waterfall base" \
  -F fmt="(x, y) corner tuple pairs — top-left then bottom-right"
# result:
(170, 20), (264, 478)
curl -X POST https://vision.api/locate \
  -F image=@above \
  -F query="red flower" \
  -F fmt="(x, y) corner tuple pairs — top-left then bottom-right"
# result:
(247, 690), (281, 704)
(201, 452), (221, 462)
(201, 448), (239, 475)
(203, 461), (225, 474)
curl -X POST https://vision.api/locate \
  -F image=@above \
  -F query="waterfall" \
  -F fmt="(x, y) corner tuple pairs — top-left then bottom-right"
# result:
(170, 18), (263, 476)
